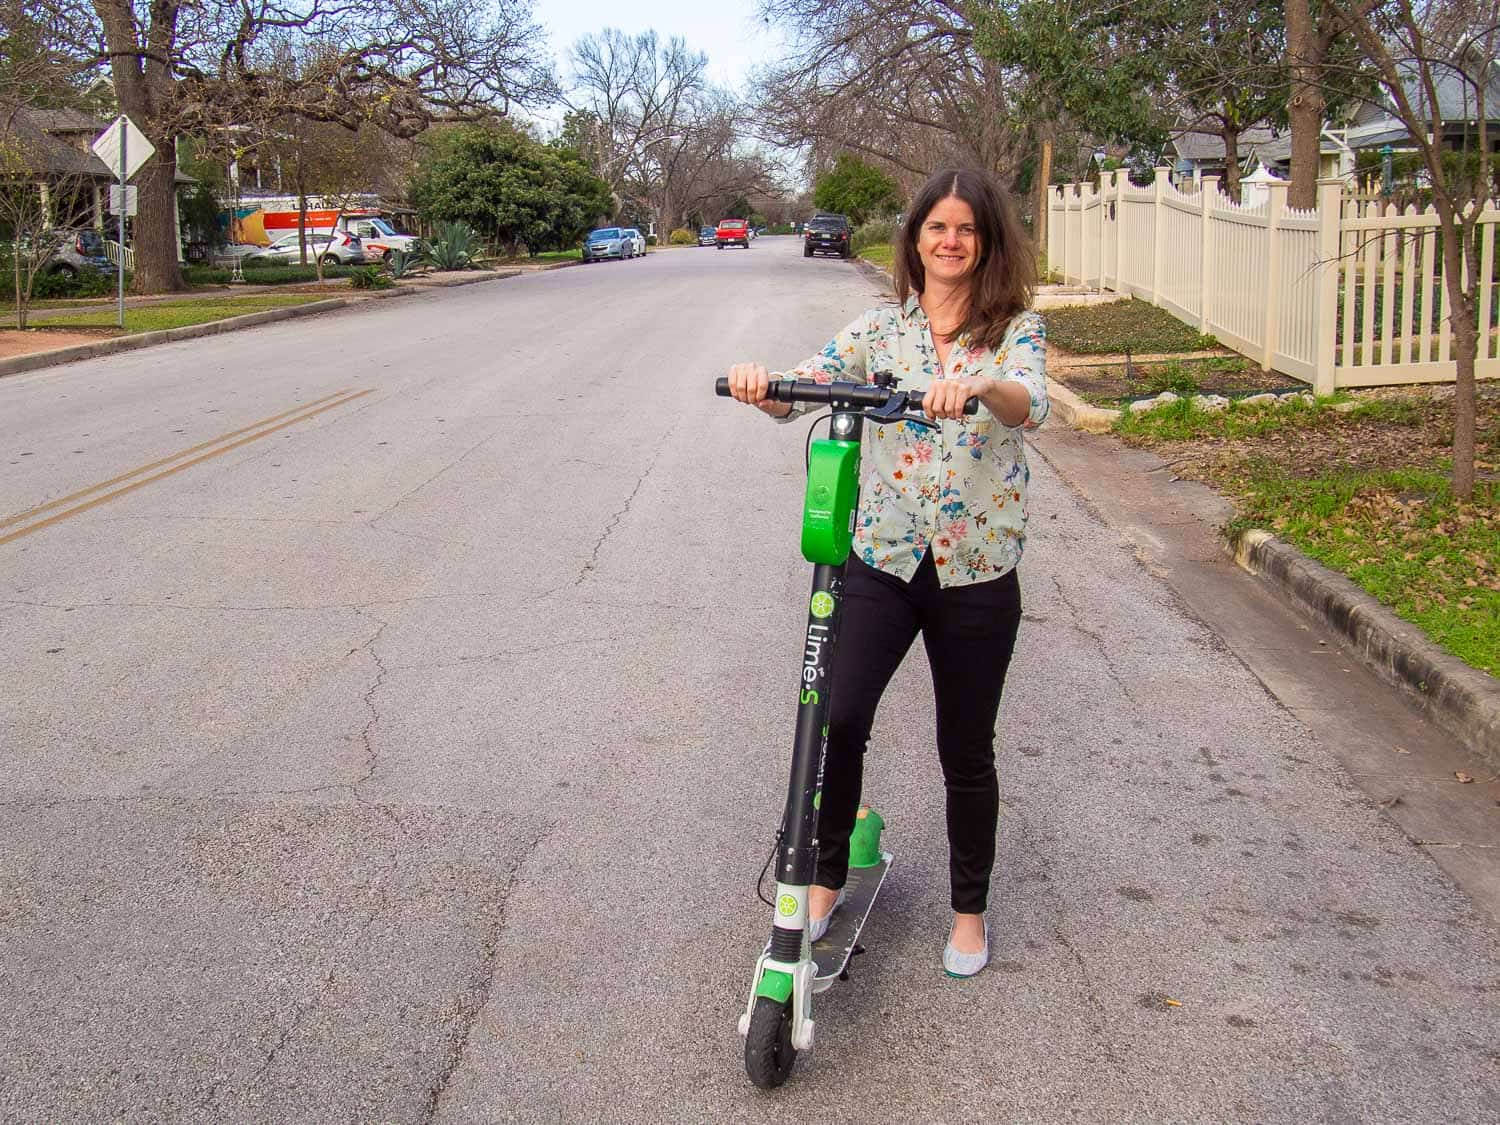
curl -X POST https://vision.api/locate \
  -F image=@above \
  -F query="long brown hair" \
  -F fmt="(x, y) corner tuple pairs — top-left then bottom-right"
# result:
(894, 168), (1036, 351)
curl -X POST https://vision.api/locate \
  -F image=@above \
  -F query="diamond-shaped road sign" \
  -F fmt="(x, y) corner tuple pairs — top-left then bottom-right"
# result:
(91, 115), (155, 181)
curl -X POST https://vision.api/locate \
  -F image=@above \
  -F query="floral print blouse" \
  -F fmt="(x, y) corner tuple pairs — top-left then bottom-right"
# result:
(777, 296), (1048, 588)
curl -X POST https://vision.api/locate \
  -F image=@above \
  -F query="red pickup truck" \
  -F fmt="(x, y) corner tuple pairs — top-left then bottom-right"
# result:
(715, 219), (751, 249)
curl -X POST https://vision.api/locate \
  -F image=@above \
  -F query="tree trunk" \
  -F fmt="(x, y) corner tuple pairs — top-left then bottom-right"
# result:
(129, 143), (186, 293)
(1036, 135), (1054, 265)
(1285, 0), (1326, 211)
(1432, 199), (1478, 500)
(96, 0), (184, 294)
(1221, 124), (1242, 204)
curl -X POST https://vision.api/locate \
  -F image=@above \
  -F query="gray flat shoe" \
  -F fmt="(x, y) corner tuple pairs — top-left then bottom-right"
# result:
(808, 888), (847, 942)
(943, 919), (989, 978)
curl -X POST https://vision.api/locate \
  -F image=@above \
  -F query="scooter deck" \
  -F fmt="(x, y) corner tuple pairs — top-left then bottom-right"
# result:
(812, 852), (893, 983)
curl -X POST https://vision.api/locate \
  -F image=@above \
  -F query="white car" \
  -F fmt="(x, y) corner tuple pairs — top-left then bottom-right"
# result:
(248, 230), (365, 266)
(621, 228), (647, 257)
(343, 217), (424, 263)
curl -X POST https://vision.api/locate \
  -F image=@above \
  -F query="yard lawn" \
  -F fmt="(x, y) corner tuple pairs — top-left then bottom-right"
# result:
(859, 244), (895, 270)
(1045, 298), (1219, 354)
(1112, 385), (1500, 676)
(24, 294), (328, 334)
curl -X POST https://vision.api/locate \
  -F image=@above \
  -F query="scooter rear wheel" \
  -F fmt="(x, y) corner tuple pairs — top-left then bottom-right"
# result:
(744, 996), (797, 1088)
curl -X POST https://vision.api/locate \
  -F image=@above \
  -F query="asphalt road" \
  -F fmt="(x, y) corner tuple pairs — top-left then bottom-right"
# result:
(2, 237), (1498, 1123)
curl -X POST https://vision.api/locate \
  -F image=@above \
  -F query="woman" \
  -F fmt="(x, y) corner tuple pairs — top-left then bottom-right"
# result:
(725, 168), (1047, 977)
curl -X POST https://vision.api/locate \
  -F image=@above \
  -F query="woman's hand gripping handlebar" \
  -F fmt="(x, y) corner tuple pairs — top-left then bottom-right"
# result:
(715, 373), (979, 425)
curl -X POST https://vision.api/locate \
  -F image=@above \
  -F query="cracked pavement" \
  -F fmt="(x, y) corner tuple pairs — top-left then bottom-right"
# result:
(3, 239), (1499, 1122)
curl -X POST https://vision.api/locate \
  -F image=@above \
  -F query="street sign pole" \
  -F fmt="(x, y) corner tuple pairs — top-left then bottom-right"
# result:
(117, 127), (126, 329)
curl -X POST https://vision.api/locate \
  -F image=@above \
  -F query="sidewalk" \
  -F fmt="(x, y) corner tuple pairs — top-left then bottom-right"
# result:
(1029, 422), (1500, 920)
(0, 268), (524, 377)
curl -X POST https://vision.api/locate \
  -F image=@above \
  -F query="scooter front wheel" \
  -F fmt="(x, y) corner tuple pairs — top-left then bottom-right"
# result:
(744, 996), (797, 1088)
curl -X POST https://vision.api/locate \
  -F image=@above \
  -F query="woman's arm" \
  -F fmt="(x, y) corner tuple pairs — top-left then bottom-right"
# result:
(725, 312), (875, 421)
(923, 311), (1049, 427)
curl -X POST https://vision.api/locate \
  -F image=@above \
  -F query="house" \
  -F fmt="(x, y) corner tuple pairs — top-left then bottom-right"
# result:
(0, 103), (191, 258)
(1164, 125), (1282, 188)
(1258, 64), (1500, 183)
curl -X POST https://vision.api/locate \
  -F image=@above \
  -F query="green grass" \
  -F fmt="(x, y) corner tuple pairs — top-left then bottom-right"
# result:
(1227, 468), (1499, 676)
(1046, 298), (1219, 354)
(1112, 393), (1349, 440)
(27, 294), (327, 333)
(860, 244), (895, 269)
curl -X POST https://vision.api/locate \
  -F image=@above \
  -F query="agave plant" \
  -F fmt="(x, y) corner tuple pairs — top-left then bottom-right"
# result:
(387, 249), (416, 278)
(424, 222), (482, 271)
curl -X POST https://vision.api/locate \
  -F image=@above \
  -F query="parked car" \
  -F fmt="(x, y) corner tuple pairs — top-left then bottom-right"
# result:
(342, 216), (424, 263)
(804, 213), (851, 259)
(621, 228), (647, 257)
(716, 219), (751, 249)
(582, 227), (632, 262)
(697, 226), (716, 246)
(38, 229), (113, 277)
(248, 230), (365, 266)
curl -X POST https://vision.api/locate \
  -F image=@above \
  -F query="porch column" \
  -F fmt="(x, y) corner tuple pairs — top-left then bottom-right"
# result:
(93, 185), (104, 230)
(37, 182), (52, 228)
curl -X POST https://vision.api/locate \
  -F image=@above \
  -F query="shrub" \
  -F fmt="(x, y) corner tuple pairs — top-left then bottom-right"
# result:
(349, 265), (394, 290)
(768, 223), (797, 235)
(31, 268), (123, 299)
(425, 221), (481, 270)
(851, 220), (899, 254)
(669, 228), (696, 245)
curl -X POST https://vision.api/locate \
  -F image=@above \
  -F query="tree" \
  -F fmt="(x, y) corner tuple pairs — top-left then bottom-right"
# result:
(813, 154), (904, 223)
(974, 0), (1167, 248)
(28, 0), (557, 293)
(409, 124), (612, 253)
(755, 0), (1026, 188)
(1160, 0), (1288, 203)
(565, 30), (771, 235)
(1325, 0), (1496, 501)
(0, 131), (92, 328)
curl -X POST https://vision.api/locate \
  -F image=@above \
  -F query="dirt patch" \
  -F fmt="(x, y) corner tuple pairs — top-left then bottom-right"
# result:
(0, 328), (115, 361)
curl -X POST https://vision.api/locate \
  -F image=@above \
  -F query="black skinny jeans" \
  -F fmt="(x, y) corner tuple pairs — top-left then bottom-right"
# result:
(815, 552), (1022, 914)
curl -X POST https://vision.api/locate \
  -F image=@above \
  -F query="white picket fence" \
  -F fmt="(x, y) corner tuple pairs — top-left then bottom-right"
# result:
(1047, 167), (1500, 392)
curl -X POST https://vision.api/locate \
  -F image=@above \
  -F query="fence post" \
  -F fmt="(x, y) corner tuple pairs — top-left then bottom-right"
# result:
(1150, 166), (1169, 307)
(1312, 178), (1344, 396)
(1110, 170), (1123, 293)
(1199, 176), (1219, 332)
(1262, 180), (1288, 372)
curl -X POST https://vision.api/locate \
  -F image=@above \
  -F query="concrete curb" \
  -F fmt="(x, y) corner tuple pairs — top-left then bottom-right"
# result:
(0, 269), (524, 379)
(1045, 380), (1121, 434)
(1229, 527), (1500, 770)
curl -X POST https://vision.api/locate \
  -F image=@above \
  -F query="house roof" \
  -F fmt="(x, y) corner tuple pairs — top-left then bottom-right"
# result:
(1, 104), (193, 183)
(1166, 125), (1281, 162)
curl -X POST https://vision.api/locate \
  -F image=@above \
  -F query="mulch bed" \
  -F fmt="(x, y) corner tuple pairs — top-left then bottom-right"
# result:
(1058, 359), (1305, 404)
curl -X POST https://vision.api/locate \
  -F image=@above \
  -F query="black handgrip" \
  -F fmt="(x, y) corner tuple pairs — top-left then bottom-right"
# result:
(715, 377), (978, 415)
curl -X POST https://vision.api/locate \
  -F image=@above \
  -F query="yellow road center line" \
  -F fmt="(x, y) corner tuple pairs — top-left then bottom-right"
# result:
(0, 390), (374, 548)
(0, 388), (354, 531)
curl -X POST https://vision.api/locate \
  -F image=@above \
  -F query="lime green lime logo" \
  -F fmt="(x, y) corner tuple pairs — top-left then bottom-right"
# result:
(778, 894), (798, 916)
(810, 592), (835, 619)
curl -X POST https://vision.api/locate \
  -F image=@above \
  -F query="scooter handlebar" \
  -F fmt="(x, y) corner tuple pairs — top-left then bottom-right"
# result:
(713, 377), (978, 415)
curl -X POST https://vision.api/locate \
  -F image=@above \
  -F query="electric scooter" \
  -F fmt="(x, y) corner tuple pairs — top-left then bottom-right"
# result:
(714, 374), (977, 1089)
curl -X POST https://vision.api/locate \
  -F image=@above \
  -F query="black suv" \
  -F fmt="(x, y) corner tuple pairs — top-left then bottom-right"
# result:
(804, 213), (851, 259)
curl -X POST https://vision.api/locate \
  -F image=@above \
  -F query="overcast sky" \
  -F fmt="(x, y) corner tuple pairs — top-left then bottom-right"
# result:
(530, 0), (790, 104)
